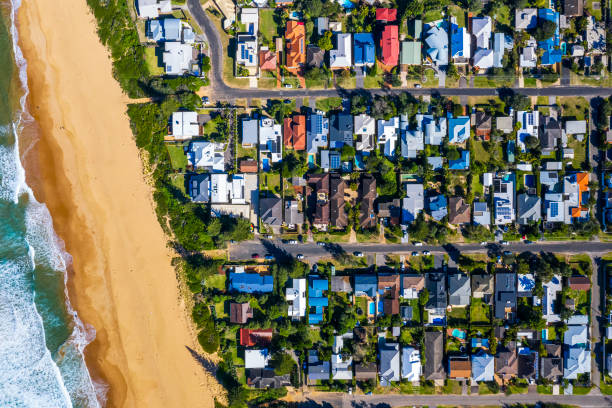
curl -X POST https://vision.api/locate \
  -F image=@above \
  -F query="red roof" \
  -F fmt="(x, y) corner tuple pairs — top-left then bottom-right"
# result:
(380, 25), (399, 67)
(259, 49), (277, 71)
(376, 8), (397, 22)
(283, 115), (306, 150)
(239, 328), (273, 347)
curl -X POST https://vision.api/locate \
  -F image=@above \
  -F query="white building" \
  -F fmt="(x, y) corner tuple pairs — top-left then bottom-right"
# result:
(286, 278), (306, 318)
(209, 173), (247, 204)
(259, 118), (283, 164)
(330, 33), (352, 69)
(188, 141), (225, 172)
(471, 17), (492, 49)
(400, 114), (424, 158)
(377, 117), (400, 157)
(331, 333), (353, 380)
(493, 173), (515, 225)
(245, 349), (270, 369)
(171, 111), (199, 139)
(354, 114), (376, 152)
(401, 347), (421, 381)
(473, 48), (494, 69)
(163, 42), (193, 75)
(422, 115), (447, 145)
(516, 111), (539, 152)
(137, 0), (172, 19)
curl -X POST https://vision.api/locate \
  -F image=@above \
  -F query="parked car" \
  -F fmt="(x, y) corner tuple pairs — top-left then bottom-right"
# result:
(480, 241), (487, 246)
(353, 251), (364, 257)
(296, 254), (304, 260)
(422, 250), (431, 255)
(264, 234), (273, 239)
(411, 251), (419, 256)
(251, 253), (259, 259)
(414, 242), (423, 247)
(201, 96), (209, 104)
(288, 240), (298, 245)
(501, 241), (509, 246)
(316, 241), (326, 246)
(503, 251), (513, 256)
(264, 255), (275, 261)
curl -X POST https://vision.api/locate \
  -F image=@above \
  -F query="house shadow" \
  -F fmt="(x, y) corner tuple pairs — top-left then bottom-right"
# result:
(185, 345), (218, 378)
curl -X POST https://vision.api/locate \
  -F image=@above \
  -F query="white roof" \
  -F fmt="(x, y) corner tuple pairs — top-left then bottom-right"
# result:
(520, 46), (537, 68)
(163, 42), (193, 75)
(424, 25), (448, 66)
(471, 17), (492, 49)
(354, 114), (375, 136)
(483, 173), (493, 187)
(564, 348), (591, 379)
(515, 8), (537, 30)
(245, 349), (270, 369)
(259, 118), (282, 163)
(565, 120), (587, 135)
(516, 110), (539, 152)
(401, 347), (421, 381)
(330, 33), (352, 68)
(137, 0), (172, 19)
(240, 7), (259, 30)
(189, 141), (225, 171)
(286, 278), (306, 317)
(331, 354), (353, 380)
(422, 115), (446, 145)
(473, 48), (494, 69)
(230, 174), (246, 204)
(377, 117), (399, 157)
(210, 173), (230, 203)
(471, 352), (494, 382)
(172, 111), (199, 138)
(403, 184), (424, 223)
(564, 325), (588, 346)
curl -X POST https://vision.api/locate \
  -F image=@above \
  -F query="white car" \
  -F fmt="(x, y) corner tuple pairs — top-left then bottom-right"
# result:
(414, 242), (423, 247)
(480, 241), (487, 246)
(296, 254), (304, 260)
(288, 240), (298, 245)
(411, 251), (419, 256)
(353, 251), (364, 257)
(422, 250), (430, 255)
(501, 241), (510, 246)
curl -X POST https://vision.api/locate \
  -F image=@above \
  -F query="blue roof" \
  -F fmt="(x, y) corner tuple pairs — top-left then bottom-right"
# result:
(309, 313), (324, 324)
(229, 273), (274, 293)
(310, 278), (328, 297)
(450, 24), (466, 58)
(541, 49), (563, 65)
(449, 150), (469, 170)
(537, 9), (559, 51)
(309, 297), (329, 307)
(355, 275), (377, 297)
(353, 33), (376, 65)
(163, 18), (182, 41)
(448, 116), (470, 143)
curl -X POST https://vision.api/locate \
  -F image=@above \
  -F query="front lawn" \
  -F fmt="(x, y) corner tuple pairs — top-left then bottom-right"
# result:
(206, 274), (226, 291)
(260, 172), (281, 195)
(167, 144), (188, 170)
(440, 379), (462, 394)
(145, 46), (165, 76)
(470, 298), (490, 325)
(559, 96), (589, 120)
(315, 97), (343, 112)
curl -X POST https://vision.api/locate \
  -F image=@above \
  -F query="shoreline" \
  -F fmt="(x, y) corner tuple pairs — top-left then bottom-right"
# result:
(17, 1), (221, 407)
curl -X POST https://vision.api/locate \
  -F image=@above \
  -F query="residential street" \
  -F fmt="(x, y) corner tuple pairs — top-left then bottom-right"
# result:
(300, 392), (612, 407)
(186, 0), (612, 102)
(591, 256), (603, 393)
(229, 239), (612, 261)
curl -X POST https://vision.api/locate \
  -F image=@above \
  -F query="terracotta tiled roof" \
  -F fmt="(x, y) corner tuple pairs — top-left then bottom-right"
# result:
(285, 21), (306, 69)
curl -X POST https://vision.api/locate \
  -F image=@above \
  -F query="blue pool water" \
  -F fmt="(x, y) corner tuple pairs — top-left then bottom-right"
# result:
(262, 158), (270, 172)
(336, 0), (355, 9)
(368, 302), (375, 314)
(452, 329), (467, 339)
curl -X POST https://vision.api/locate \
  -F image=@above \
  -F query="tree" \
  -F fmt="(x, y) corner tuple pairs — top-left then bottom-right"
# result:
(531, 19), (557, 42)
(447, 146), (460, 161)
(341, 144), (356, 161)
(525, 135), (540, 149)
(304, 66), (328, 81)
(447, 62), (459, 80)
(418, 288), (429, 306)
(270, 351), (295, 375)
(318, 30), (333, 51)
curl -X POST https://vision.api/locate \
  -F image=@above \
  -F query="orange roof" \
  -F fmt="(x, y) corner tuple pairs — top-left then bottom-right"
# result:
(285, 21), (306, 69)
(380, 25), (399, 67)
(239, 159), (259, 173)
(576, 172), (589, 195)
(239, 328), (273, 347)
(449, 359), (471, 378)
(259, 49), (277, 71)
(283, 115), (306, 150)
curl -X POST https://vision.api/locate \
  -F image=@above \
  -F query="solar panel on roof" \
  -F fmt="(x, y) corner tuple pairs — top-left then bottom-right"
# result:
(550, 202), (559, 217)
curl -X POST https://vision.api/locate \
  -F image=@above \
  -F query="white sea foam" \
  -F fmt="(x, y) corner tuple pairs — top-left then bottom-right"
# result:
(0, 0), (106, 406)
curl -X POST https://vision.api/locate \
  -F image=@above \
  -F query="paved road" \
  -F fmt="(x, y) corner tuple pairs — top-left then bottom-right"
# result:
(230, 239), (612, 261)
(591, 256), (603, 393)
(187, 0), (612, 101)
(300, 392), (612, 407)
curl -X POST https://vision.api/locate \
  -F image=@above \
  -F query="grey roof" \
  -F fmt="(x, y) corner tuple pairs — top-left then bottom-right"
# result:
(400, 305), (413, 320)
(260, 196), (283, 226)
(330, 113), (354, 148)
(189, 174), (210, 203)
(307, 45), (325, 67)
(284, 200), (304, 226)
(473, 201), (491, 225)
(379, 341), (400, 385)
(242, 118), (259, 145)
(426, 272), (447, 310)
(448, 273), (471, 306)
(565, 120), (587, 135)
(247, 368), (291, 389)
(424, 331), (445, 380)
(496, 116), (513, 133)
(540, 116), (562, 150)
(541, 356), (563, 380)
(308, 350), (330, 381)
(517, 194), (541, 225)
(330, 276), (352, 293)
(495, 273), (517, 319)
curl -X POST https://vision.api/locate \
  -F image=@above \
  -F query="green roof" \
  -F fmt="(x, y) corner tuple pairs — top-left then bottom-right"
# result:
(400, 41), (421, 65)
(409, 19), (422, 39)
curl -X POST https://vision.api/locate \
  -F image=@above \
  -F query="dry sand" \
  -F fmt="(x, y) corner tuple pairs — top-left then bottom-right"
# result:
(17, 1), (222, 406)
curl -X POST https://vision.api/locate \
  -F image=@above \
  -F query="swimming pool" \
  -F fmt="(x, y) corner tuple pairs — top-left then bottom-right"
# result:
(368, 302), (375, 315)
(336, 0), (355, 9)
(452, 329), (467, 339)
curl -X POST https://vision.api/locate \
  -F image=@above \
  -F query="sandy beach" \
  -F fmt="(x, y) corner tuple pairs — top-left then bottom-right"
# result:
(17, 1), (221, 407)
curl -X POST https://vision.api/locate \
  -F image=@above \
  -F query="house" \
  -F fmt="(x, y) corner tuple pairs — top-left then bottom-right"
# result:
(537, 9), (561, 63)
(564, 0), (583, 16)
(496, 116), (513, 134)
(472, 274), (494, 300)
(408, 19), (422, 39)
(516, 110), (539, 152)
(355, 362), (377, 380)
(307, 113), (329, 156)
(425, 272), (447, 325)
(316, 17), (329, 35)
(330, 113), (353, 148)
(494, 272), (517, 320)
(428, 194), (448, 221)
(401, 275), (425, 299)
(229, 273), (273, 293)
(424, 331), (446, 380)
(188, 141), (225, 172)
(472, 351), (494, 382)
(515, 8), (538, 30)
(355, 275), (377, 298)
(541, 344), (563, 382)
(473, 111), (492, 140)
(448, 196), (471, 225)
(517, 194), (541, 224)
(451, 23), (471, 62)
(377, 117), (400, 157)
(449, 356), (471, 379)
(189, 174), (210, 203)
(286, 278), (307, 318)
(359, 175), (377, 229)
(471, 16), (492, 49)
(563, 172), (590, 224)
(353, 33), (376, 66)
(247, 368), (290, 389)
(543, 275), (562, 323)
(284, 200), (303, 228)
(320, 150), (340, 175)
(473, 201), (491, 225)
(147, 18), (181, 42)
(239, 159), (258, 173)
(330, 276), (352, 293)
(493, 33), (513, 68)
(378, 274), (400, 315)
(230, 302), (253, 324)
(401, 114), (424, 158)
(448, 273), (471, 306)
(260, 196), (282, 230)
(565, 120), (587, 137)
(330, 33), (352, 69)
(379, 25), (399, 67)
(284, 115), (306, 150)
(422, 115), (447, 145)
(240, 329), (273, 347)
(245, 349), (270, 369)
(375, 8), (397, 23)
(402, 184), (424, 224)
(330, 174), (347, 229)
(493, 173), (515, 225)
(306, 45), (325, 68)
(520, 44), (538, 68)
(401, 305), (413, 321)
(163, 42), (193, 75)
(455, 146), (476, 172)
(354, 114), (376, 152)
(400, 41), (422, 66)
(401, 347), (422, 381)
(495, 341), (518, 381)
(564, 347), (591, 379)
(259, 47), (277, 71)
(378, 198), (402, 225)
(331, 333), (353, 380)
(379, 341), (400, 386)
(540, 116), (562, 154)
(472, 48), (494, 70)
(448, 115), (470, 144)
(236, 34), (258, 71)
(308, 277), (328, 324)
(208, 173), (248, 205)
(285, 21), (306, 69)
(569, 276), (591, 291)
(518, 349), (537, 380)
(308, 350), (330, 383)
(259, 118), (283, 166)
(241, 117), (259, 147)
(518, 273), (535, 297)
(424, 25), (449, 66)
(137, 0), (171, 19)
(307, 173), (330, 229)
(427, 156), (443, 170)
(586, 17), (607, 55)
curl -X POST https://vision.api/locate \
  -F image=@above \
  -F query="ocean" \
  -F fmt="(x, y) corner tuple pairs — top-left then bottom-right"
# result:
(0, 1), (102, 407)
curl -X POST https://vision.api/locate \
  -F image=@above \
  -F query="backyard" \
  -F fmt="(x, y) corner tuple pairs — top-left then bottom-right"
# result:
(259, 9), (280, 47)
(167, 143), (188, 171)
(447, 306), (469, 326)
(469, 298), (490, 325)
